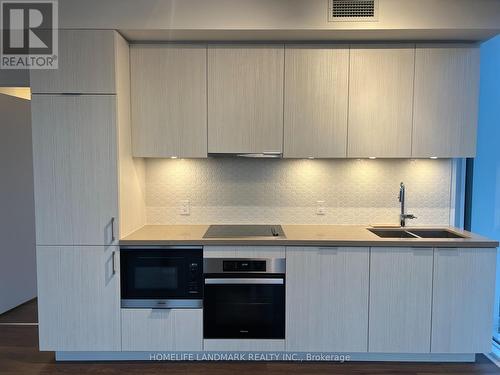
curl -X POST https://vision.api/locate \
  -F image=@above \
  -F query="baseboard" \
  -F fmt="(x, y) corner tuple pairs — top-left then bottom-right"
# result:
(55, 351), (476, 363)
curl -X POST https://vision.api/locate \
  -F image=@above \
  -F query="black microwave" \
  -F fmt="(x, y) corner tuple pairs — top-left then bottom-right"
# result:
(120, 246), (203, 309)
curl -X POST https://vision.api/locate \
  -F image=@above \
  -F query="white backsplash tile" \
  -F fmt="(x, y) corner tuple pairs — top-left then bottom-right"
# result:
(145, 158), (453, 225)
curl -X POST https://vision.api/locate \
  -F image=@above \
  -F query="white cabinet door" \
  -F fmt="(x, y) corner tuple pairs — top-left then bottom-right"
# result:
(431, 248), (496, 353)
(30, 30), (117, 94)
(369, 247), (433, 353)
(286, 247), (369, 352)
(348, 45), (415, 158)
(36, 246), (121, 351)
(122, 309), (203, 351)
(412, 45), (480, 158)
(284, 45), (349, 158)
(130, 45), (207, 158)
(31, 95), (118, 245)
(208, 45), (284, 154)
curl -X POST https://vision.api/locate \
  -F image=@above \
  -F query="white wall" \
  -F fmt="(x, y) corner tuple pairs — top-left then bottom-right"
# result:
(0, 70), (29, 87)
(0, 93), (36, 314)
(145, 158), (454, 226)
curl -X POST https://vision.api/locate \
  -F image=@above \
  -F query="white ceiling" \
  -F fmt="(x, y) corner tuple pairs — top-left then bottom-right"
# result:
(57, 0), (500, 42)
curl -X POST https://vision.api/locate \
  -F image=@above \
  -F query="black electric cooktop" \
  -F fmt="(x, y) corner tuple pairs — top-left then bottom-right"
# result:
(202, 225), (285, 239)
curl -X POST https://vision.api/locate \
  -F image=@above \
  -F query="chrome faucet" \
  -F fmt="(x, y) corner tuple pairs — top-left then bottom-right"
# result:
(399, 182), (416, 227)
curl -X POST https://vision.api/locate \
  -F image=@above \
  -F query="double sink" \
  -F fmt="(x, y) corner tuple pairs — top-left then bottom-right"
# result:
(368, 228), (468, 239)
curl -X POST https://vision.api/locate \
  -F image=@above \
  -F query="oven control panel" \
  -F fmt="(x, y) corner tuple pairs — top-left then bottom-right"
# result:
(188, 261), (202, 294)
(223, 260), (266, 272)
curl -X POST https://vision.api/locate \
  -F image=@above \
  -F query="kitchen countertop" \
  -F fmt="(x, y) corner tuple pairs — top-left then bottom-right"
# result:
(120, 225), (499, 248)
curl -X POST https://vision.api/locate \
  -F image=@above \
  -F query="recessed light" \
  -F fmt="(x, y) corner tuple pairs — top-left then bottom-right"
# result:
(368, 156), (377, 160)
(308, 156), (315, 160)
(170, 156), (178, 159)
(430, 156), (438, 159)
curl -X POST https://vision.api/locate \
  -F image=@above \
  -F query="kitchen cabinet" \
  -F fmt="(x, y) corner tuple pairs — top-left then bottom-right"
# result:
(369, 247), (433, 353)
(36, 246), (121, 351)
(30, 30), (116, 94)
(412, 45), (480, 158)
(208, 45), (284, 154)
(284, 45), (349, 158)
(348, 44), (415, 158)
(121, 309), (202, 351)
(130, 45), (207, 158)
(431, 247), (496, 353)
(286, 247), (369, 352)
(31, 95), (118, 245)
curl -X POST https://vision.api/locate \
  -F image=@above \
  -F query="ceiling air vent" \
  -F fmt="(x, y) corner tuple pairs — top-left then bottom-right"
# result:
(328, 0), (379, 22)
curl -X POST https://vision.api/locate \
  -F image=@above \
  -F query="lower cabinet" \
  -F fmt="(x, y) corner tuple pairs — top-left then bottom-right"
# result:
(286, 247), (369, 352)
(369, 247), (433, 353)
(121, 309), (203, 351)
(36, 246), (121, 351)
(431, 247), (497, 353)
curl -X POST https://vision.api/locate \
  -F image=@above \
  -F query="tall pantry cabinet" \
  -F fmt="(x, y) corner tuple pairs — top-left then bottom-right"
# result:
(30, 30), (144, 351)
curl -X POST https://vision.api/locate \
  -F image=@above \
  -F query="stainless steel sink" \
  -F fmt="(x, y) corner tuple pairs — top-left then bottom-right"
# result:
(368, 228), (419, 239)
(368, 227), (467, 239)
(406, 229), (466, 239)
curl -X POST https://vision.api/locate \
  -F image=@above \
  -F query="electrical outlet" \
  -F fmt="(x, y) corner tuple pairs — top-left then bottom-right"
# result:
(180, 200), (190, 215)
(316, 201), (326, 215)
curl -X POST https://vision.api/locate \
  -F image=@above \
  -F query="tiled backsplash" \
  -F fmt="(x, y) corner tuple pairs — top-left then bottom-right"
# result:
(145, 158), (454, 225)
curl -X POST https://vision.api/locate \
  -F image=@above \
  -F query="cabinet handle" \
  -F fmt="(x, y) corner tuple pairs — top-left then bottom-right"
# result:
(263, 151), (281, 155)
(111, 217), (115, 242)
(112, 251), (116, 275)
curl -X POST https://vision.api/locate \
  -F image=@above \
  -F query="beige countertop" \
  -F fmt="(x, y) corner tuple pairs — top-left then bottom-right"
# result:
(120, 225), (499, 248)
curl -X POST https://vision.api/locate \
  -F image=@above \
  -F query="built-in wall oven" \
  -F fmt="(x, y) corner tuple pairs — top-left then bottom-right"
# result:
(203, 258), (285, 339)
(120, 246), (203, 309)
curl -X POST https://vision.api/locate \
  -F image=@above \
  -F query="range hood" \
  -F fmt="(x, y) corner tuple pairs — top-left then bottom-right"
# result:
(208, 152), (282, 159)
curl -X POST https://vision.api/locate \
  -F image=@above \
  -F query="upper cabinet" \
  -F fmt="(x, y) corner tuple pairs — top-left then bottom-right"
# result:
(348, 44), (415, 158)
(130, 45), (207, 158)
(208, 45), (284, 154)
(284, 45), (349, 158)
(123, 42), (479, 159)
(412, 45), (480, 158)
(30, 30), (117, 94)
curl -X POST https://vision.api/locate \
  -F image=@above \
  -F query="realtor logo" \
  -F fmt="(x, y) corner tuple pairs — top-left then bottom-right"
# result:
(1, 0), (58, 69)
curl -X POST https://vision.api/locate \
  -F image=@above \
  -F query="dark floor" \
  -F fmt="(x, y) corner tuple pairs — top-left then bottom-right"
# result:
(0, 300), (499, 375)
(0, 299), (38, 324)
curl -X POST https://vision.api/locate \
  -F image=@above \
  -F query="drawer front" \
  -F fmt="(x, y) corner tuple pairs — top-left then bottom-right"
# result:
(121, 309), (202, 351)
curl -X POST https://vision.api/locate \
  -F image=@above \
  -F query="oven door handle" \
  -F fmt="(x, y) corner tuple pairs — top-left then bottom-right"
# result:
(204, 278), (284, 285)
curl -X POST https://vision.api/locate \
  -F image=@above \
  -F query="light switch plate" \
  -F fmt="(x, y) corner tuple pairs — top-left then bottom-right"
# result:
(316, 201), (326, 215)
(180, 200), (190, 215)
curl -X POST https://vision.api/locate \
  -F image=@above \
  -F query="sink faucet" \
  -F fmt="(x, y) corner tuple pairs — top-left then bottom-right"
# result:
(399, 182), (416, 227)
